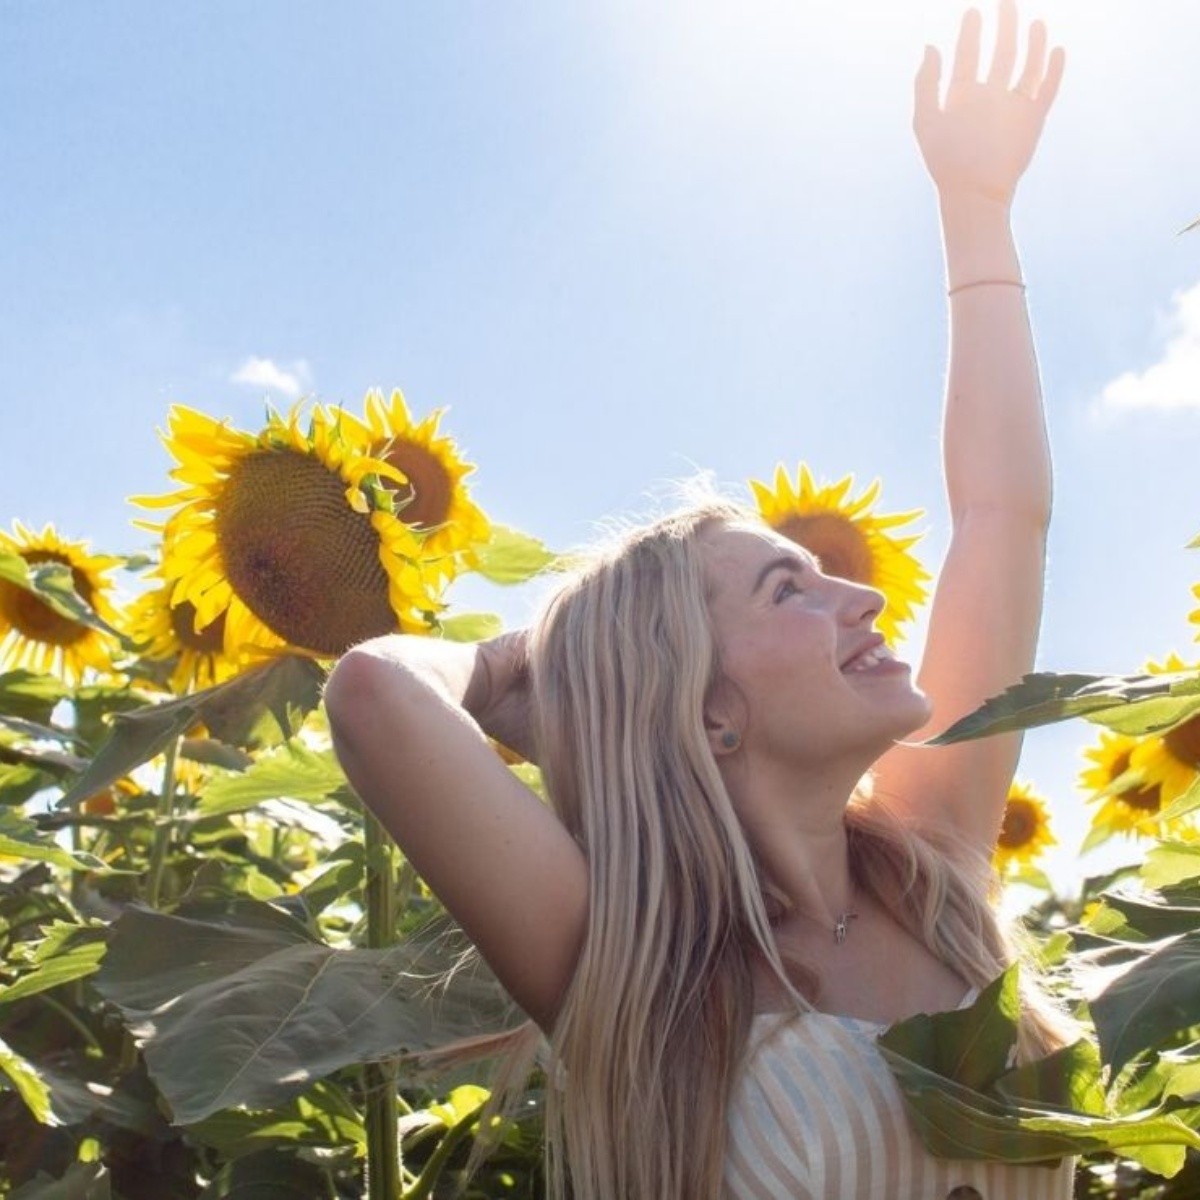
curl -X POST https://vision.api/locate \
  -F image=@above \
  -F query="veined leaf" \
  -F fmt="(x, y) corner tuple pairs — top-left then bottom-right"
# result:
(1082, 930), (1200, 1073)
(927, 671), (1200, 745)
(55, 655), (327, 810)
(472, 525), (560, 585)
(0, 1033), (55, 1125)
(95, 902), (517, 1123)
(0, 670), (69, 725)
(199, 741), (348, 818)
(1089, 890), (1200, 941)
(0, 553), (121, 640)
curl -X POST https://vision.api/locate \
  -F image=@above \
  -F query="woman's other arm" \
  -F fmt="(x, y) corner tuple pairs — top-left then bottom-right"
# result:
(872, 1), (1065, 850)
(323, 633), (586, 1031)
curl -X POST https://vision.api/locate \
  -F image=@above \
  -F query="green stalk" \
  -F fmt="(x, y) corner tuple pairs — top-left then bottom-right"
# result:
(145, 735), (180, 909)
(363, 812), (401, 1200)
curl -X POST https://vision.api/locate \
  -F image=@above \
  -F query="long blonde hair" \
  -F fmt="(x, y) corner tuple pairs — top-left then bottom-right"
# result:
(526, 500), (1070, 1200)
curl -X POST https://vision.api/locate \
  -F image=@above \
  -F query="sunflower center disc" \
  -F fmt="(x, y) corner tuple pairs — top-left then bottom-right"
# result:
(215, 449), (400, 656)
(0, 551), (93, 646)
(774, 514), (874, 584)
(997, 799), (1036, 849)
(1165, 716), (1200, 769)
(378, 442), (454, 529)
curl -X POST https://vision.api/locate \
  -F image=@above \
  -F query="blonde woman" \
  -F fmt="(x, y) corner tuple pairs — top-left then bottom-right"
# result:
(324, 4), (1071, 1196)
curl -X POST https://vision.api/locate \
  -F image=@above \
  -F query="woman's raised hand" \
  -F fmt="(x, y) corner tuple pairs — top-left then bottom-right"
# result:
(913, 0), (1065, 208)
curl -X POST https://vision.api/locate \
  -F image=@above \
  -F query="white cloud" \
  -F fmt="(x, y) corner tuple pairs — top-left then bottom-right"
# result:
(230, 356), (313, 399)
(1096, 281), (1200, 414)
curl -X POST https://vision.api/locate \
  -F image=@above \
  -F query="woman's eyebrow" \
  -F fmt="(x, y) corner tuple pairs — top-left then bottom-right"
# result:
(750, 553), (810, 596)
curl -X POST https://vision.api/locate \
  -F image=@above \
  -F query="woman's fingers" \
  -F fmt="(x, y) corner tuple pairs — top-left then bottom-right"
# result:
(987, 0), (1019, 88)
(950, 7), (982, 86)
(1014, 19), (1047, 99)
(914, 44), (943, 121)
(1035, 45), (1066, 113)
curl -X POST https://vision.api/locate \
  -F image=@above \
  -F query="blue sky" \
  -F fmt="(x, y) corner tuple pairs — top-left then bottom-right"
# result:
(2, 1), (1199, 893)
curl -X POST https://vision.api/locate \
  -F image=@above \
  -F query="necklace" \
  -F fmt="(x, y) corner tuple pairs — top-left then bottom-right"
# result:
(833, 910), (859, 945)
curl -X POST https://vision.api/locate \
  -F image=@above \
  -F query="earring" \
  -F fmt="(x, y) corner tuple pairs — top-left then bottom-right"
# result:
(721, 730), (740, 750)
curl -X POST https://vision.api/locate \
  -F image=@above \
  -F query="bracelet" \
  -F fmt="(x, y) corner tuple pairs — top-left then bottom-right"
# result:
(948, 278), (1026, 297)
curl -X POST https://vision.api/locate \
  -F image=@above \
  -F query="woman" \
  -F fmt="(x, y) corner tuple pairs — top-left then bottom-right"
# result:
(324, 4), (1071, 1197)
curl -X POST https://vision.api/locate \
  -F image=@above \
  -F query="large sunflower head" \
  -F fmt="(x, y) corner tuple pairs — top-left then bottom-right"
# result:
(749, 464), (930, 646)
(327, 389), (491, 579)
(119, 575), (240, 694)
(1079, 729), (1167, 844)
(992, 779), (1056, 877)
(130, 402), (446, 662)
(0, 521), (123, 683)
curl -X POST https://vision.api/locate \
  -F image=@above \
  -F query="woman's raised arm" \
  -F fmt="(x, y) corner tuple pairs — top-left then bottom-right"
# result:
(323, 632), (587, 1031)
(871, 1), (1065, 851)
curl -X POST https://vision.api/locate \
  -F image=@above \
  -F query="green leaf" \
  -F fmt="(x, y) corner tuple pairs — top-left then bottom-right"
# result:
(299, 843), (365, 916)
(196, 1148), (327, 1200)
(0, 922), (108, 1007)
(1144, 842), (1200, 889)
(95, 903), (518, 1123)
(472, 525), (559, 585)
(1083, 930), (1200, 1073)
(0, 552), (122, 640)
(199, 740), (348, 818)
(55, 655), (327, 810)
(1155, 773), (1200, 824)
(1090, 890), (1200, 940)
(187, 1079), (366, 1158)
(1117, 1042), (1200, 1112)
(879, 965), (1020, 1093)
(0, 1033), (55, 1124)
(0, 670), (69, 725)
(0, 761), (56, 807)
(0, 714), (87, 747)
(926, 671), (1200, 745)
(8, 1162), (111, 1200)
(992, 1039), (1108, 1115)
(0, 810), (109, 873)
(438, 612), (504, 643)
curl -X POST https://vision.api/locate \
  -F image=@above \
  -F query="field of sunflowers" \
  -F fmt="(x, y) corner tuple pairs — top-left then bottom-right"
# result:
(2, 388), (1200, 1198)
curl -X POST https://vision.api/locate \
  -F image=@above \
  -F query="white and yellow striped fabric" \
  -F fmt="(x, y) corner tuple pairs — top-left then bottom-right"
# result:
(725, 1005), (1074, 1200)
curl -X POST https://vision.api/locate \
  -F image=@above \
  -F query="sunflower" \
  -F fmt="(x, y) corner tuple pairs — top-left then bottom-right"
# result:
(749, 464), (930, 646)
(993, 779), (1056, 876)
(1079, 729), (1166, 843)
(131, 403), (446, 662)
(119, 576), (240, 694)
(0, 521), (123, 683)
(327, 388), (491, 579)
(1127, 653), (1200, 809)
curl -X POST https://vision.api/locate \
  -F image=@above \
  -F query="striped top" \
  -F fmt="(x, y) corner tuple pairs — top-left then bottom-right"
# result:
(725, 999), (1074, 1200)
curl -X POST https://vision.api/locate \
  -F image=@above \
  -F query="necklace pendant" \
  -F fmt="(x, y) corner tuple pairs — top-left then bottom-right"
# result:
(834, 912), (858, 945)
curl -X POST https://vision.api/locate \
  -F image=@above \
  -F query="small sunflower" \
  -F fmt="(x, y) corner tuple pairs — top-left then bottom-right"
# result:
(1127, 653), (1200, 809)
(328, 389), (491, 579)
(119, 576), (240, 694)
(993, 779), (1056, 876)
(1079, 729), (1166, 843)
(0, 521), (123, 683)
(131, 403), (445, 662)
(750, 464), (930, 646)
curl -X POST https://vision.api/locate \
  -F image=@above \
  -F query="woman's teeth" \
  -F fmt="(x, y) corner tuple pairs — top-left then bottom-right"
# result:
(844, 645), (892, 672)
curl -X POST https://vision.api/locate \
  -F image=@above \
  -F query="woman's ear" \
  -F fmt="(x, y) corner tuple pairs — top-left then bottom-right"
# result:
(704, 683), (743, 758)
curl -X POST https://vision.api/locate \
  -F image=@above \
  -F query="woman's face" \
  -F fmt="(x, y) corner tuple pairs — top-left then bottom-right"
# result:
(700, 522), (932, 769)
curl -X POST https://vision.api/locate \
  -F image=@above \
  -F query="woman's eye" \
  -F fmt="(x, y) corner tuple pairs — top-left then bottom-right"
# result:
(774, 578), (801, 602)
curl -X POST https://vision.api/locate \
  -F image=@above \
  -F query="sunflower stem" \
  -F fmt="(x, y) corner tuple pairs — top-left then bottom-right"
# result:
(145, 736), (180, 909)
(363, 812), (402, 1200)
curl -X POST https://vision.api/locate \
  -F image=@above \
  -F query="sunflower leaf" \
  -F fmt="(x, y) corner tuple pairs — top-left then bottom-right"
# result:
(9, 1161), (112, 1199)
(1154, 773), (1200, 825)
(0, 1034), (56, 1125)
(0, 922), (108, 1007)
(437, 612), (504, 643)
(0, 811), (109, 873)
(1143, 841), (1200, 888)
(1081, 930), (1200, 1073)
(94, 903), (518, 1123)
(472, 525), (560, 585)
(198, 741), (348, 818)
(926, 671), (1200, 745)
(0, 670), (69, 725)
(54, 656), (327, 809)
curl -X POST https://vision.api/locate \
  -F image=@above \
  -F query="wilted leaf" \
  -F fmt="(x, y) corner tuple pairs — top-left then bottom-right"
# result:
(927, 671), (1200, 745)
(472, 526), (559, 585)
